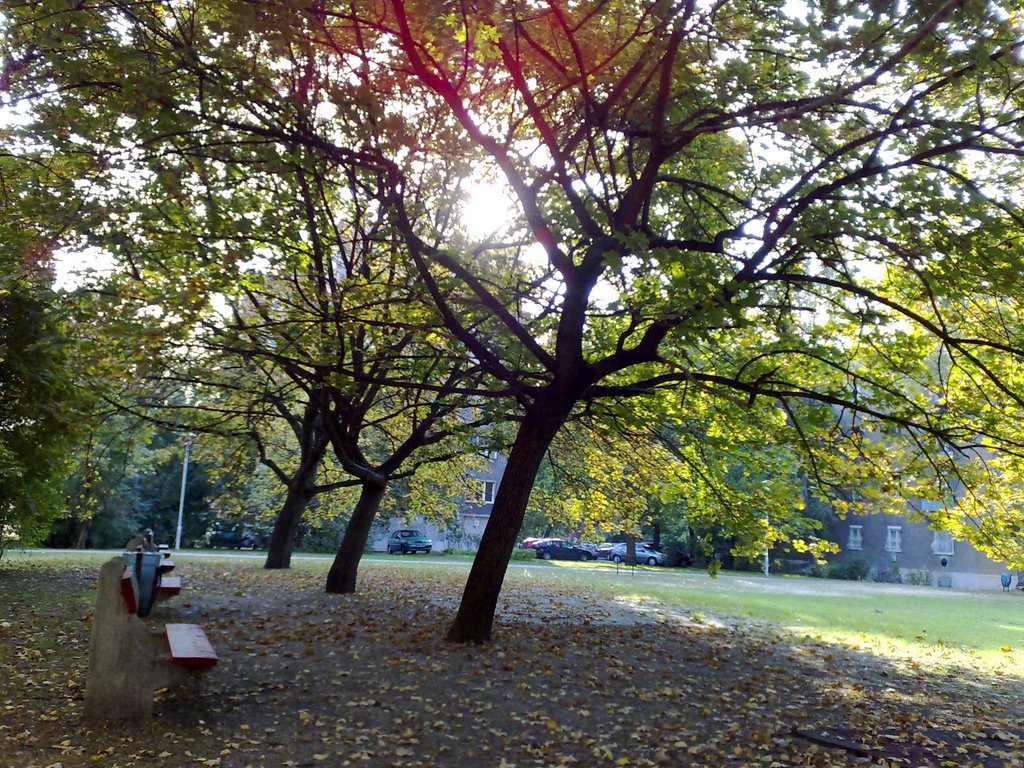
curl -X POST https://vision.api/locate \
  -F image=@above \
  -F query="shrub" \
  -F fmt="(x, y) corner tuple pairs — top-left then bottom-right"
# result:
(905, 568), (932, 586)
(827, 554), (869, 581)
(805, 562), (827, 578)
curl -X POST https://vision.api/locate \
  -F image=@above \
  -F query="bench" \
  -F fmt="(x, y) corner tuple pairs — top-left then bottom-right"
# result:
(166, 623), (218, 667)
(84, 557), (218, 719)
(158, 574), (182, 597)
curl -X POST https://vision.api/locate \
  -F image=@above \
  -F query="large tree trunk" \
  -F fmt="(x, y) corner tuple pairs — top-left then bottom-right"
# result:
(264, 389), (329, 569)
(325, 479), (388, 594)
(446, 408), (566, 643)
(263, 484), (313, 569)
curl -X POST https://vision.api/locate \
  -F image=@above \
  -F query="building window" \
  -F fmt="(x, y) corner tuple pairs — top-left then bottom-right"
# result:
(481, 480), (496, 504)
(847, 525), (863, 551)
(932, 530), (954, 556)
(885, 526), (903, 553)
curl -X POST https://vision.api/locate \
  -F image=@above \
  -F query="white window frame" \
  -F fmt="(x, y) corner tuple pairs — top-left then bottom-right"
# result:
(931, 530), (954, 556)
(847, 525), (863, 551)
(481, 480), (496, 505)
(885, 526), (903, 553)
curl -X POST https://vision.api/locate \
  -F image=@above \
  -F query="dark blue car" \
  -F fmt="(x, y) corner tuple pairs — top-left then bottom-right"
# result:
(534, 539), (593, 562)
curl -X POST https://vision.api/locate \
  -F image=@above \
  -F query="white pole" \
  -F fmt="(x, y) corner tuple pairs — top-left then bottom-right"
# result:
(763, 512), (770, 577)
(174, 439), (192, 550)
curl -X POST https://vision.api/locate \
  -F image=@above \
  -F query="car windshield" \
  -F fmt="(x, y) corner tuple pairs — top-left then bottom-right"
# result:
(402, 531), (421, 538)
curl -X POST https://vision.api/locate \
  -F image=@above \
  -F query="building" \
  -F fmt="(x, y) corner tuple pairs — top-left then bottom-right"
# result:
(829, 503), (1006, 589)
(370, 454), (506, 552)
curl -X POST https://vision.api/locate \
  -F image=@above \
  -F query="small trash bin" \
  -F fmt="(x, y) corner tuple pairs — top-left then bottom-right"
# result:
(1000, 572), (1012, 592)
(122, 551), (163, 617)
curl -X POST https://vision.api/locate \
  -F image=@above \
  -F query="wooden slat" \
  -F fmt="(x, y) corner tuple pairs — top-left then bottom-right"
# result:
(119, 567), (138, 614)
(158, 559), (175, 574)
(158, 575), (181, 595)
(165, 623), (218, 667)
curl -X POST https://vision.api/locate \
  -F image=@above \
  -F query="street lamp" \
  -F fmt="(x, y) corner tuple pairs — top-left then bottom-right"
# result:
(763, 511), (770, 578)
(174, 436), (193, 550)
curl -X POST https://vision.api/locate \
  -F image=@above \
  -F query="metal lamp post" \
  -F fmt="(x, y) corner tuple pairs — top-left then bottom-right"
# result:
(763, 511), (770, 578)
(174, 437), (193, 550)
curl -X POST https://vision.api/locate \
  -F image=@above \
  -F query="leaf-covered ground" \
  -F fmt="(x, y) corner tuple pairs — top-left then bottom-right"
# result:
(1, 559), (1021, 767)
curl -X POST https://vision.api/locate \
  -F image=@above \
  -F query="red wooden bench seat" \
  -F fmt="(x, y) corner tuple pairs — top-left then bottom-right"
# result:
(158, 575), (181, 595)
(165, 623), (219, 667)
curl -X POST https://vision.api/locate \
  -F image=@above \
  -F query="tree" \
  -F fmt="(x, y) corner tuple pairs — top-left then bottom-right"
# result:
(350, 0), (1024, 640)
(530, 391), (841, 566)
(2, 0), (496, 589)
(6, 0), (1023, 641)
(47, 407), (155, 549)
(0, 155), (82, 554)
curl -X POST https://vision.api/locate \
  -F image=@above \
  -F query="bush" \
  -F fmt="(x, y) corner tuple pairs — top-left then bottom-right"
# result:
(776, 558), (815, 575)
(827, 554), (869, 581)
(802, 562), (825, 578)
(905, 568), (932, 586)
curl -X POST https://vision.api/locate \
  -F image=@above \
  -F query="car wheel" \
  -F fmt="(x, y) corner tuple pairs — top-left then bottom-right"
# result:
(386, 545), (393, 554)
(612, 554), (623, 564)
(542, 551), (552, 560)
(579, 553), (591, 561)
(400, 544), (408, 554)
(647, 556), (658, 566)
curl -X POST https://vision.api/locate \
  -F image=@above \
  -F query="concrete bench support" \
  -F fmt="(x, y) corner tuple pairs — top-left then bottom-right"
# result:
(83, 557), (217, 719)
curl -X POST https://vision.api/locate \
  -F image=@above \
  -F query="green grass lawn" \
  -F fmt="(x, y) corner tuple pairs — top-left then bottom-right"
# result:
(8, 547), (1022, 678)
(509, 560), (1024, 677)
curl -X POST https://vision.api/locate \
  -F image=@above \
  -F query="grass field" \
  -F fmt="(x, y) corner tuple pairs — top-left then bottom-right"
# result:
(518, 562), (1024, 678)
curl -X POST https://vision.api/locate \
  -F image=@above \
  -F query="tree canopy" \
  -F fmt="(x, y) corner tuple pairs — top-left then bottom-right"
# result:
(3, 0), (1023, 638)
(0, 154), (83, 550)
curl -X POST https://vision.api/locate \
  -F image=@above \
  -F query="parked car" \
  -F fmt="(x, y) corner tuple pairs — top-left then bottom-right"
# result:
(534, 539), (594, 561)
(205, 522), (266, 550)
(596, 542), (616, 560)
(608, 542), (666, 566)
(386, 529), (432, 554)
(520, 537), (546, 549)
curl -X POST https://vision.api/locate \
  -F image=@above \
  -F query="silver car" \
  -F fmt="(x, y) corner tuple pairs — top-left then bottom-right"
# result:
(608, 543), (666, 566)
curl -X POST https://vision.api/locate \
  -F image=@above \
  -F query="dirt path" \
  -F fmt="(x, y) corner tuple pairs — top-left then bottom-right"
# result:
(1, 559), (1021, 767)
